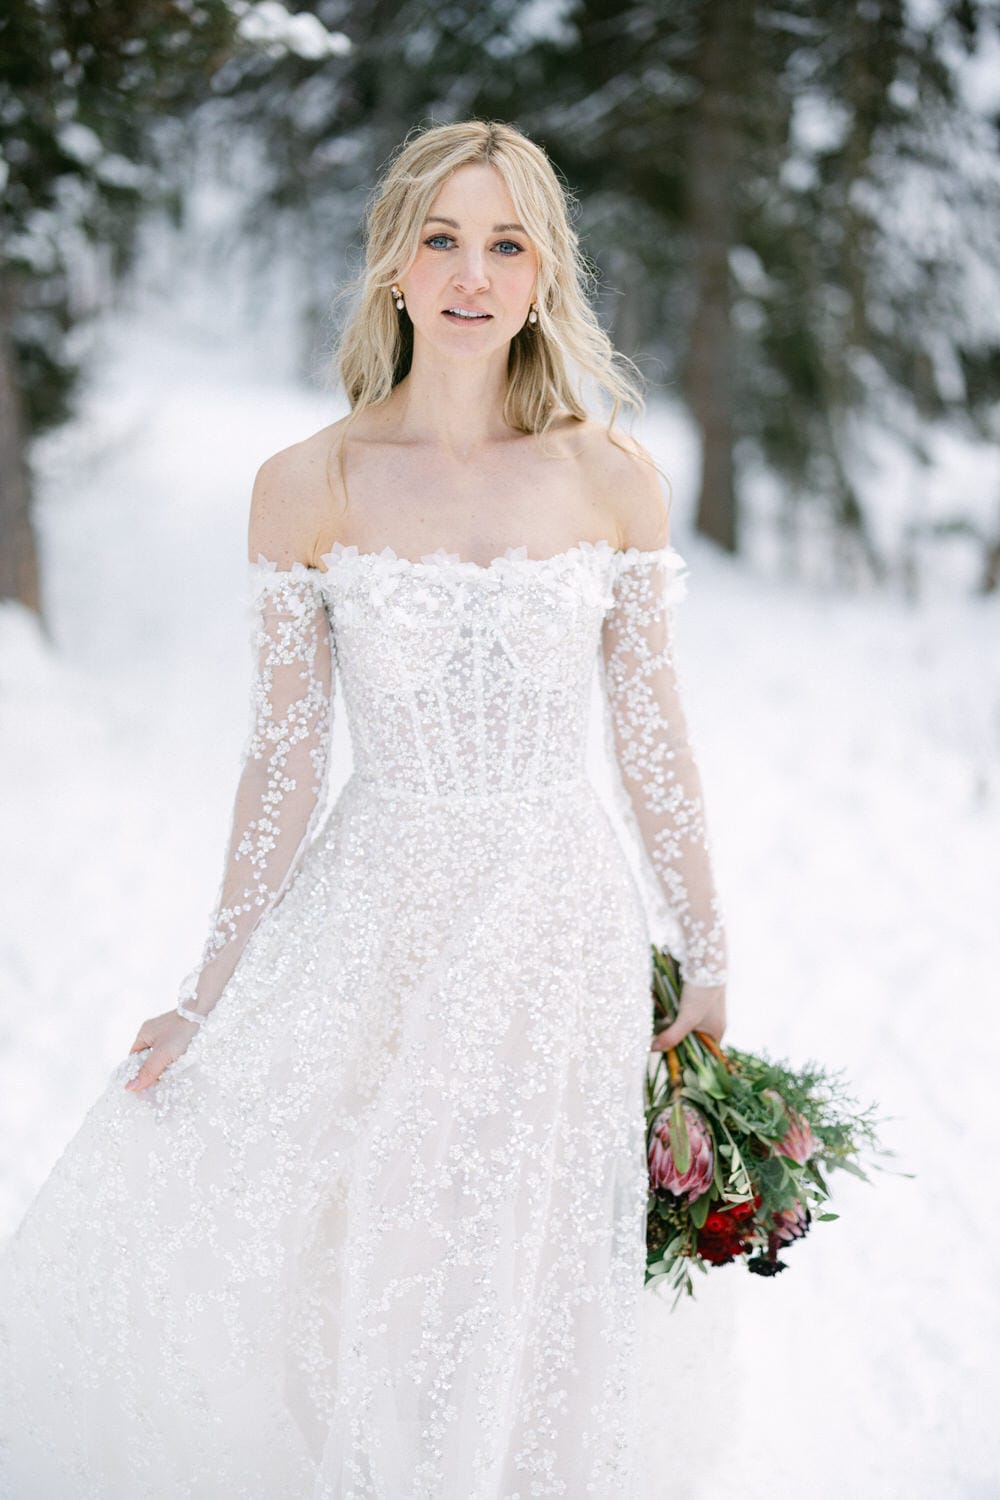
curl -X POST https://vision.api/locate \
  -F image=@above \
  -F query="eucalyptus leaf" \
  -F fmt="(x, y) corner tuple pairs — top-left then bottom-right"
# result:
(806, 1161), (830, 1194)
(831, 1158), (871, 1182)
(689, 1192), (712, 1229)
(671, 1097), (691, 1176)
(683, 1087), (715, 1112)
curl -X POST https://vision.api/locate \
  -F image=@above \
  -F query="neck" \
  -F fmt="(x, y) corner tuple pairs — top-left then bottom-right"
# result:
(386, 338), (514, 456)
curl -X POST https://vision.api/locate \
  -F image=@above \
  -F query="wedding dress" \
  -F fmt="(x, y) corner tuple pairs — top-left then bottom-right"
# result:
(0, 535), (727, 1499)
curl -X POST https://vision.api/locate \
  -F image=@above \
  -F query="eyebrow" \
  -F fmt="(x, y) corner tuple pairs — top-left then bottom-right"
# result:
(423, 215), (528, 234)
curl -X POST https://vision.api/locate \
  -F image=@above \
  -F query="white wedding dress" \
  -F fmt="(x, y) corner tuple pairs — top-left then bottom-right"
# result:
(0, 536), (727, 1499)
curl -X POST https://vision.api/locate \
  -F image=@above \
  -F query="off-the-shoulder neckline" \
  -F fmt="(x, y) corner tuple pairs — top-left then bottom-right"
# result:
(251, 536), (685, 578)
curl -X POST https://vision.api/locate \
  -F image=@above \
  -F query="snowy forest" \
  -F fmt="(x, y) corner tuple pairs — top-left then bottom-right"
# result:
(4, 0), (1000, 611)
(2, 3), (999, 1498)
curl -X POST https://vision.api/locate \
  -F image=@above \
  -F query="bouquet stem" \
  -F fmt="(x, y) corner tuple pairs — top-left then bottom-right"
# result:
(651, 951), (732, 1077)
(694, 1030), (733, 1071)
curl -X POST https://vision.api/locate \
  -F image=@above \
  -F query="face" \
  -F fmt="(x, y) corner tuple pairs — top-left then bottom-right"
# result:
(395, 162), (540, 362)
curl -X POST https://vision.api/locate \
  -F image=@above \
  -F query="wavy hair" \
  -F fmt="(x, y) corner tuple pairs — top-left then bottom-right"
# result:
(327, 119), (660, 499)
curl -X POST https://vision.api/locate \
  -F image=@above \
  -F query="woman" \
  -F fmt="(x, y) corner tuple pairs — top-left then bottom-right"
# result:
(0, 120), (727, 1497)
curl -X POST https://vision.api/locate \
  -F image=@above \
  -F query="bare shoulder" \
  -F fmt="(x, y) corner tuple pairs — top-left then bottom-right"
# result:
(248, 417), (348, 567)
(569, 418), (670, 551)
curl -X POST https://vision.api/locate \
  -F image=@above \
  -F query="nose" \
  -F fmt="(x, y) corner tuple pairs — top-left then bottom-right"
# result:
(452, 247), (489, 293)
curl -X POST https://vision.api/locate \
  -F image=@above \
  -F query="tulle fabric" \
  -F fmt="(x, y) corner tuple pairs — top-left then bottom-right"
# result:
(0, 537), (726, 1498)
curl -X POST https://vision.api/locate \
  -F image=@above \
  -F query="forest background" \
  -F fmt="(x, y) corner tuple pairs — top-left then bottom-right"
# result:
(1, 4), (999, 1498)
(5, 0), (1000, 607)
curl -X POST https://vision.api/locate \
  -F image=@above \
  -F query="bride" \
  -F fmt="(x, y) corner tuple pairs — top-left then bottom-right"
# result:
(0, 119), (728, 1497)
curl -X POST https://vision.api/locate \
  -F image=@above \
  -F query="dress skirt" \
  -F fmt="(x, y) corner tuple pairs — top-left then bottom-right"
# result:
(0, 771), (654, 1499)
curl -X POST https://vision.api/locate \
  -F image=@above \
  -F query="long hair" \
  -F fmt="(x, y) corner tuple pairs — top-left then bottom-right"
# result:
(328, 118), (656, 501)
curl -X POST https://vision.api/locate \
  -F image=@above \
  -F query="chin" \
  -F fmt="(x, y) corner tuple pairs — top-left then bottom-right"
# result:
(417, 322), (515, 360)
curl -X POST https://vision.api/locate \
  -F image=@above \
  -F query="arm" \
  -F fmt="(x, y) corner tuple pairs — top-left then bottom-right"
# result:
(599, 545), (728, 992)
(175, 558), (335, 1022)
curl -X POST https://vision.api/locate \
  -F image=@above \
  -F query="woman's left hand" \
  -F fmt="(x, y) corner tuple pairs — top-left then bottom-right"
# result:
(650, 982), (727, 1053)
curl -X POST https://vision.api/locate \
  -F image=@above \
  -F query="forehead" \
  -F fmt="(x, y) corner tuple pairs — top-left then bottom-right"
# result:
(426, 162), (523, 226)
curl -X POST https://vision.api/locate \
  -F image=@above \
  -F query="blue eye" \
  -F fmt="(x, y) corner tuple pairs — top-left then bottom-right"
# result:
(422, 234), (525, 256)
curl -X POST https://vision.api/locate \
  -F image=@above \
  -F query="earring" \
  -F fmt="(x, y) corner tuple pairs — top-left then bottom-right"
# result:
(528, 301), (539, 325)
(391, 284), (405, 311)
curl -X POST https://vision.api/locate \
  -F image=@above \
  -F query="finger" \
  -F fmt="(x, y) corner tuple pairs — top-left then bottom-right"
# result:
(652, 1016), (693, 1052)
(128, 1038), (153, 1055)
(125, 1054), (161, 1091)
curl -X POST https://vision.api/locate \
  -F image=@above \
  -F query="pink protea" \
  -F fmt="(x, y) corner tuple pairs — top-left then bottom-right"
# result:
(763, 1089), (821, 1165)
(648, 1104), (714, 1201)
(771, 1200), (811, 1245)
(778, 1109), (821, 1165)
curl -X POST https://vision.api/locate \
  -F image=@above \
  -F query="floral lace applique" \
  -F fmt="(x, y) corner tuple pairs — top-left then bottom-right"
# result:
(599, 549), (728, 987)
(176, 558), (335, 1019)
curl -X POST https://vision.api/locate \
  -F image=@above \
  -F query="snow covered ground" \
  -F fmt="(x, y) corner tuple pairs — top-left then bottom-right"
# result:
(1, 263), (998, 1497)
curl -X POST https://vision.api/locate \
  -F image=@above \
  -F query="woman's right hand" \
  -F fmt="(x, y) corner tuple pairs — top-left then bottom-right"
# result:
(125, 1009), (201, 1092)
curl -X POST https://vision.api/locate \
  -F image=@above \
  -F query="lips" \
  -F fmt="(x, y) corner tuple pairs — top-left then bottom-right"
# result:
(442, 307), (492, 323)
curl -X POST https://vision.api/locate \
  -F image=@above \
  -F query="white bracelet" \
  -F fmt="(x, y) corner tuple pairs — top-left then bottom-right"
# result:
(176, 1001), (204, 1025)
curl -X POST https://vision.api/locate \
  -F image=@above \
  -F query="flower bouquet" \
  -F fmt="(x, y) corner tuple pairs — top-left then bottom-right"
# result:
(646, 944), (893, 1304)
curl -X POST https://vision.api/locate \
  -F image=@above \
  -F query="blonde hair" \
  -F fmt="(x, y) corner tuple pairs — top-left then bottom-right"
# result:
(327, 118), (664, 501)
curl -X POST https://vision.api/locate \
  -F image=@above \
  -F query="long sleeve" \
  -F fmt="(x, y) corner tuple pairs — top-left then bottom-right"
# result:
(598, 545), (728, 988)
(176, 558), (336, 1021)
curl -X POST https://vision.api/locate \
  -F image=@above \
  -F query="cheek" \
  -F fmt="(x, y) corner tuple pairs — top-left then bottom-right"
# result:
(403, 255), (442, 301)
(504, 256), (538, 301)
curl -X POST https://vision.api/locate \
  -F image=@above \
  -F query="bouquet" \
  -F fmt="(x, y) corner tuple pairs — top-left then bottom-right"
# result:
(646, 944), (895, 1304)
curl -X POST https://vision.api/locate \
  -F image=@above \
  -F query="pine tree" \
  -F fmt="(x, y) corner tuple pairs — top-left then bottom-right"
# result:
(0, 0), (236, 615)
(512, 0), (1000, 585)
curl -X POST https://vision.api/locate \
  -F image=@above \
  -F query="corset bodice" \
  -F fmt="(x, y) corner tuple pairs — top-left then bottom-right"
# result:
(316, 540), (620, 798)
(176, 529), (727, 1021)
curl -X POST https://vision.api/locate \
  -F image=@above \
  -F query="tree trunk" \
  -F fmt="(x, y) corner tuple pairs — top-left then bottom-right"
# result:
(981, 508), (1000, 595)
(0, 270), (41, 617)
(684, 0), (740, 552)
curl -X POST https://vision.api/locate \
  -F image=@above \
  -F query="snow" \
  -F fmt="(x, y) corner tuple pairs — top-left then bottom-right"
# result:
(56, 122), (104, 167)
(232, 0), (351, 59)
(1, 258), (998, 1497)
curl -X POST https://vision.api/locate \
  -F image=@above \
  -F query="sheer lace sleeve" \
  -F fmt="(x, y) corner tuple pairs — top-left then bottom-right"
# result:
(175, 557), (336, 1022)
(598, 545), (728, 988)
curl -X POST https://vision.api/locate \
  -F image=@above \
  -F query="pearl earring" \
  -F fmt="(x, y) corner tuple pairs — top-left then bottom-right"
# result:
(391, 284), (405, 310)
(528, 301), (539, 325)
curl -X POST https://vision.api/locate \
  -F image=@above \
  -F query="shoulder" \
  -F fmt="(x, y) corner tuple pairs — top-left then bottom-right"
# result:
(248, 418), (348, 567)
(564, 417), (670, 551)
